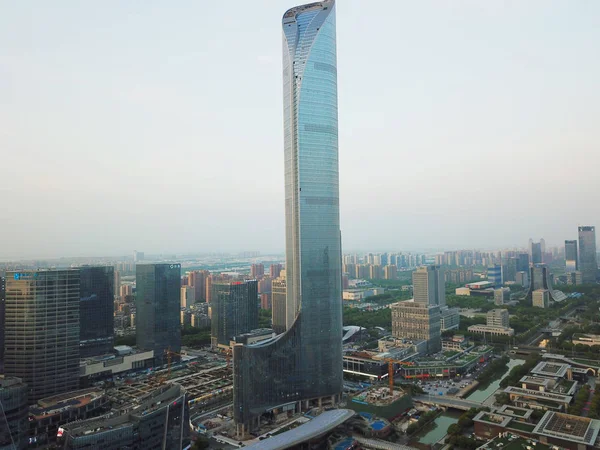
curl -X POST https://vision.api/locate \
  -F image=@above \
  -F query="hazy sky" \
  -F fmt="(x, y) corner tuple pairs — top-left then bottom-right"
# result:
(1, 1), (599, 259)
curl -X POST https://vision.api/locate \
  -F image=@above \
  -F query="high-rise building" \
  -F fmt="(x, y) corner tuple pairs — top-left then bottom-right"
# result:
(413, 265), (445, 307)
(384, 265), (397, 280)
(565, 240), (578, 273)
(188, 270), (209, 303)
(391, 302), (441, 354)
(211, 280), (258, 349)
(369, 264), (383, 280)
(487, 309), (509, 328)
(516, 253), (530, 273)
(271, 271), (287, 334)
(487, 264), (503, 288)
(578, 226), (598, 283)
(260, 292), (271, 310)
(250, 263), (264, 279)
(269, 263), (283, 279)
(180, 285), (194, 308)
(135, 264), (181, 366)
(133, 250), (145, 263)
(0, 376), (28, 450)
(113, 270), (121, 299)
(494, 288), (510, 306)
(532, 289), (550, 308)
(502, 257), (517, 283)
(80, 266), (115, 358)
(233, 1), (342, 435)
(205, 275), (213, 303)
(529, 239), (543, 265)
(4, 270), (80, 403)
(0, 275), (5, 366)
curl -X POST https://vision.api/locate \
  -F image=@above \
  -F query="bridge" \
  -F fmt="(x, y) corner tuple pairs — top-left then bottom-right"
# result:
(412, 395), (483, 411)
(353, 436), (417, 450)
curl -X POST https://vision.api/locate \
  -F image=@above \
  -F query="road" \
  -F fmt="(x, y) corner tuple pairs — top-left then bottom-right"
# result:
(412, 395), (482, 411)
(190, 401), (232, 424)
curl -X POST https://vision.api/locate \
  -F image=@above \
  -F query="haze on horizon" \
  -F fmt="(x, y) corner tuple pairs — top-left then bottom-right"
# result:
(1, 1), (599, 260)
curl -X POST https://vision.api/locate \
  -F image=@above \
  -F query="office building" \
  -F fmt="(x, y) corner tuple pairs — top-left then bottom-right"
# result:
(4, 270), (80, 403)
(565, 240), (578, 273)
(260, 292), (271, 310)
(119, 284), (133, 298)
(566, 271), (582, 286)
(494, 287), (510, 306)
(211, 280), (258, 348)
(529, 239), (543, 264)
(180, 285), (194, 308)
(271, 271), (287, 334)
(0, 275), (5, 366)
(532, 289), (550, 308)
(487, 309), (509, 328)
(135, 264), (181, 366)
(188, 270), (209, 302)
(516, 253), (530, 273)
(60, 384), (189, 450)
(233, 1), (343, 435)
(391, 302), (441, 354)
(413, 265), (445, 307)
(79, 266), (115, 358)
(440, 307), (460, 331)
(269, 263), (283, 279)
(0, 376), (28, 450)
(502, 257), (517, 283)
(578, 226), (598, 283)
(487, 264), (503, 288)
(250, 263), (264, 279)
(515, 271), (529, 287)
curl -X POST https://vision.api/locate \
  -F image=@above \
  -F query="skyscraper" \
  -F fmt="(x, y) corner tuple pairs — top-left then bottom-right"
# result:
(565, 240), (578, 273)
(250, 263), (264, 279)
(578, 226), (598, 283)
(79, 266), (115, 358)
(413, 265), (445, 307)
(529, 239), (543, 264)
(0, 376), (28, 450)
(271, 271), (287, 334)
(135, 264), (181, 366)
(4, 270), (80, 403)
(487, 264), (503, 288)
(233, 0), (342, 434)
(211, 280), (258, 349)
(0, 275), (5, 366)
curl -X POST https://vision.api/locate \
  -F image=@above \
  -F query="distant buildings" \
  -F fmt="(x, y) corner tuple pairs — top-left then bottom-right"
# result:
(516, 253), (530, 273)
(211, 280), (258, 349)
(188, 270), (209, 302)
(269, 263), (283, 279)
(250, 263), (264, 279)
(135, 264), (181, 366)
(566, 271), (583, 286)
(487, 264), (503, 288)
(440, 307), (460, 331)
(384, 264), (397, 280)
(4, 269), (81, 403)
(0, 376), (28, 450)
(79, 266), (115, 358)
(271, 271), (287, 334)
(565, 239), (579, 273)
(487, 309), (510, 328)
(180, 285), (194, 308)
(391, 302), (441, 353)
(578, 226), (598, 283)
(494, 287), (510, 306)
(529, 238), (545, 264)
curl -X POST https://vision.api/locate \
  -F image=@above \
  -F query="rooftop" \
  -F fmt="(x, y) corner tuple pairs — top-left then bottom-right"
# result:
(504, 386), (572, 404)
(531, 361), (570, 378)
(31, 388), (105, 419)
(532, 411), (600, 446)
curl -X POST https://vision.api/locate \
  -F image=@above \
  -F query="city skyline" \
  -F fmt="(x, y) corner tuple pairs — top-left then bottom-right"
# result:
(2, 1), (600, 258)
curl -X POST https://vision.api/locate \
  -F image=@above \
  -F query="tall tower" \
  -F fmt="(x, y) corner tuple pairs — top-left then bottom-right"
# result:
(4, 270), (80, 403)
(79, 266), (115, 357)
(565, 240), (578, 273)
(210, 280), (258, 348)
(135, 264), (181, 365)
(412, 265), (445, 307)
(234, 0), (341, 433)
(578, 226), (598, 283)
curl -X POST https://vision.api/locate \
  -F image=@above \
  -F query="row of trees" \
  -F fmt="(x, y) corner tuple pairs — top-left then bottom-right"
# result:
(499, 356), (541, 389)
(568, 385), (591, 415)
(588, 387), (600, 419)
(476, 355), (509, 384)
(406, 409), (440, 435)
(446, 407), (487, 450)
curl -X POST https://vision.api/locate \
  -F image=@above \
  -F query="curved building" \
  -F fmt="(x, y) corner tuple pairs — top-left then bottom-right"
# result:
(234, 0), (342, 433)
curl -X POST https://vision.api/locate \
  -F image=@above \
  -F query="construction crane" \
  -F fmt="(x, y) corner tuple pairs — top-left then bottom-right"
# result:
(384, 359), (416, 395)
(160, 348), (183, 384)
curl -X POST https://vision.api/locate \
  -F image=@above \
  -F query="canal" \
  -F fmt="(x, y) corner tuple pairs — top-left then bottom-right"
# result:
(466, 358), (525, 403)
(410, 410), (462, 446)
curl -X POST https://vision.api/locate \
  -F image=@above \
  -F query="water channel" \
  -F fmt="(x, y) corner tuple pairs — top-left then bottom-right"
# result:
(466, 358), (525, 403)
(411, 358), (525, 445)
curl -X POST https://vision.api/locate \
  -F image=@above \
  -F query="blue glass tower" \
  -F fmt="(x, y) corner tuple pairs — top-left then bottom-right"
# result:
(233, 0), (342, 432)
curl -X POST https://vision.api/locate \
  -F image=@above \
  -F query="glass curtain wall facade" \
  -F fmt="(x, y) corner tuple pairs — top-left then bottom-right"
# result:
(135, 264), (181, 366)
(80, 266), (115, 358)
(234, 0), (342, 430)
(211, 280), (258, 347)
(578, 226), (598, 283)
(564, 240), (578, 273)
(4, 270), (81, 404)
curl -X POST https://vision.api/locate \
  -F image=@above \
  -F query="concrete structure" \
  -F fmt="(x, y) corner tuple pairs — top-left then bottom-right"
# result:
(532, 411), (600, 449)
(232, 329), (275, 346)
(494, 287), (510, 305)
(504, 386), (572, 411)
(567, 271), (583, 286)
(269, 263), (283, 279)
(79, 266), (115, 358)
(211, 280), (258, 349)
(468, 324), (514, 336)
(487, 309), (509, 328)
(391, 302), (441, 353)
(383, 265), (397, 280)
(4, 270), (81, 403)
(136, 264), (181, 366)
(572, 333), (600, 347)
(0, 376), (28, 450)
(271, 270), (286, 334)
(578, 226), (598, 283)
(79, 349), (155, 386)
(533, 289), (550, 308)
(250, 263), (264, 279)
(59, 384), (189, 450)
(412, 265), (445, 307)
(233, 2), (344, 434)
(180, 285), (194, 308)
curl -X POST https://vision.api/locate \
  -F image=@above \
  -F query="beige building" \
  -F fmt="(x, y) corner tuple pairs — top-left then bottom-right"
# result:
(180, 286), (195, 308)
(384, 265), (398, 280)
(391, 301), (441, 354)
(487, 309), (510, 328)
(532, 289), (550, 308)
(271, 270), (287, 334)
(413, 265), (445, 307)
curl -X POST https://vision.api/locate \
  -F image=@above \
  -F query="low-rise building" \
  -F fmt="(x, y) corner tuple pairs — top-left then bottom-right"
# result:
(79, 348), (154, 386)
(532, 411), (600, 450)
(572, 333), (600, 347)
(533, 289), (550, 308)
(503, 386), (572, 411)
(468, 324), (515, 336)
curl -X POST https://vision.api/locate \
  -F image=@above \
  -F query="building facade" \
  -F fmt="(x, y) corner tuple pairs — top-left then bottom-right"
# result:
(391, 302), (441, 353)
(487, 309), (509, 328)
(135, 264), (181, 366)
(233, 0), (343, 433)
(0, 376), (28, 450)
(211, 280), (259, 348)
(4, 270), (80, 403)
(79, 266), (115, 358)
(487, 264), (503, 288)
(271, 272), (287, 334)
(578, 226), (598, 283)
(532, 289), (550, 309)
(412, 265), (445, 307)
(564, 239), (578, 273)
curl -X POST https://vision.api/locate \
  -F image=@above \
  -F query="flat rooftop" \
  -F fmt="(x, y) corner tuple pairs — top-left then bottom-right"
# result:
(531, 361), (570, 378)
(31, 388), (105, 419)
(532, 411), (600, 446)
(504, 386), (572, 404)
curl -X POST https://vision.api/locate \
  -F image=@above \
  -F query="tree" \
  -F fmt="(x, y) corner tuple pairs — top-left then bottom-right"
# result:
(191, 436), (210, 450)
